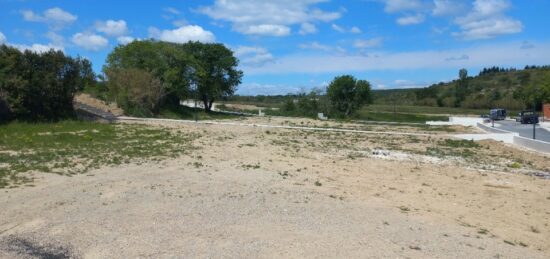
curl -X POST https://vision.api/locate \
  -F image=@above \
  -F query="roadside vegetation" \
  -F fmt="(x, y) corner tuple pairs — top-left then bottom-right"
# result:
(0, 121), (197, 188)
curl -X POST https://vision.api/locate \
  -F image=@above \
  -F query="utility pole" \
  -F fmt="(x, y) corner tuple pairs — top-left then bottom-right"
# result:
(392, 94), (397, 123)
(533, 100), (537, 140)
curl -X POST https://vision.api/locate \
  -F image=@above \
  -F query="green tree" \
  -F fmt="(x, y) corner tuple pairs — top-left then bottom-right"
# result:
(327, 75), (372, 116)
(0, 45), (95, 121)
(105, 68), (164, 116)
(455, 68), (470, 107)
(182, 42), (243, 112)
(104, 40), (193, 106)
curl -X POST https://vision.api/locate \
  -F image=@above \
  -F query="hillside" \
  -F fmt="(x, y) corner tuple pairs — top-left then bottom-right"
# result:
(373, 66), (550, 110)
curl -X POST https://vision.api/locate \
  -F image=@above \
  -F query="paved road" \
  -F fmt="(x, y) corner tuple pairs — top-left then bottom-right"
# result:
(494, 119), (550, 142)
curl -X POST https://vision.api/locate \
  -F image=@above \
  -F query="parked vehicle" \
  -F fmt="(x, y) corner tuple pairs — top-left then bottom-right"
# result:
(516, 111), (539, 124)
(489, 109), (507, 120)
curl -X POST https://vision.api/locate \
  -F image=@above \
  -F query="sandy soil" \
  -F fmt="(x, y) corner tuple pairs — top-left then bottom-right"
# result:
(1, 117), (549, 258)
(74, 93), (124, 116)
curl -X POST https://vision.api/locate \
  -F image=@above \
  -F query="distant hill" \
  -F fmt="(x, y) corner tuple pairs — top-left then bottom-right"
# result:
(373, 65), (550, 110)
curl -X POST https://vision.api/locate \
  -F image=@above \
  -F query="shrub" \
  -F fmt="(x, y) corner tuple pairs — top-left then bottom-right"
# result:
(0, 45), (95, 121)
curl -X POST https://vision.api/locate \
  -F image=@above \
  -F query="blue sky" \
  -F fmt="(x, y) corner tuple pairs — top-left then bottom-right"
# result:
(1, 0), (549, 95)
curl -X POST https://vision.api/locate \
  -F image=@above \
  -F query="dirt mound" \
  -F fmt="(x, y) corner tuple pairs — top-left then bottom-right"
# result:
(74, 93), (124, 116)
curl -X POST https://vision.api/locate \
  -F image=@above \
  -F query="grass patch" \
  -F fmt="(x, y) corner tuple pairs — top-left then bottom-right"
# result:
(159, 105), (242, 120)
(353, 110), (449, 123)
(440, 139), (480, 148)
(0, 120), (197, 188)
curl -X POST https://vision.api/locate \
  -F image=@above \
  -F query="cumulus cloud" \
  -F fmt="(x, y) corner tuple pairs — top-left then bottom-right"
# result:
(198, 0), (341, 36)
(353, 38), (384, 49)
(397, 14), (425, 25)
(350, 26), (362, 34)
(241, 41), (550, 75)
(299, 42), (333, 51)
(331, 24), (346, 33)
(96, 20), (129, 37)
(117, 36), (135, 45)
(0, 32), (6, 44)
(237, 24), (290, 37)
(234, 46), (275, 66)
(21, 7), (77, 30)
(72, 33), (109, 51)
(454, 0), (523, 40)
(156, 25), (216, 43)
(13, 43), (64, 53)
(382, 0), (425, 13)
(432, 0), (468, 16)
(299, 23), (318, 35)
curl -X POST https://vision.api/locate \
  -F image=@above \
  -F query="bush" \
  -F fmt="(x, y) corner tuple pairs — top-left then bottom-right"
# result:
(0, 45), (95, 121)
(105, 68), (164, 117)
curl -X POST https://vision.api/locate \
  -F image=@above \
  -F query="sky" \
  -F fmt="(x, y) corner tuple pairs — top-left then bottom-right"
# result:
(1, 0), (549, 95)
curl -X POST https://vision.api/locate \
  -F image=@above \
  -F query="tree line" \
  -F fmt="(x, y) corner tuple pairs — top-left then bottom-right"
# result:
(0, 45), (95, 122)
(261, 75), (372, 118)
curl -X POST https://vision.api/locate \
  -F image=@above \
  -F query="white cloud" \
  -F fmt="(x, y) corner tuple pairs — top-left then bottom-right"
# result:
(21, 7), (77, 29)
(353, 38), (384, 49)
(397, 14), (425, 25)
(350, 26), (362, 34)
(198, 0), (341, 36)
(158, 25), (216, 43)
(13, 43), (64, 53)
(71, 33), (109, 51)
(237, 24), (290, 37)
(45, 31), (64, 47)
(432, 0), (468, 16)
(383, 0), (425, 13)
(454, 0), (523, 40)
(117, 36), (135, 45)
(164, 7), (180, 15)
(234, 46), (275, 66)
(0, 32), (6, 44)
(299, 23), (318, 35)
(331, 24), (346, 33)
(96, 20), (129, 37)
(241, 41), (550, 75)
(299, 42), (332, 51)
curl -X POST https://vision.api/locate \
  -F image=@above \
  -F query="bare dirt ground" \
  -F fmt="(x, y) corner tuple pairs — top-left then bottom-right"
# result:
(74, 93), (124, 116)
(1, 116), (549, 258)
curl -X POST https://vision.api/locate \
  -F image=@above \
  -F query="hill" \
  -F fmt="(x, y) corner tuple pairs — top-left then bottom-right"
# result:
(373, 65), (550, 110)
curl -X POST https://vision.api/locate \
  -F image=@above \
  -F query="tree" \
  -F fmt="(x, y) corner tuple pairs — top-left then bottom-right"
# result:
(455, 68), (470, 107)
(105, 68), (164, 116)
(103, 40), (243, 114)
(326, 75), (372, 116)
(182, 42), (243, 112)
(0, 45), (95, 121)
(104, 40), (193, 106)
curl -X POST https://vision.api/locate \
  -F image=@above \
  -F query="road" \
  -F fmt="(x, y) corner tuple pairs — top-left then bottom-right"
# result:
(494, 119), (550, 142)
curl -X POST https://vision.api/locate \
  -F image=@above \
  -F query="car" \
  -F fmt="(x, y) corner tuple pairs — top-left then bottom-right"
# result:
(516, 110), (539, 124)
(489, 109), (507, 120)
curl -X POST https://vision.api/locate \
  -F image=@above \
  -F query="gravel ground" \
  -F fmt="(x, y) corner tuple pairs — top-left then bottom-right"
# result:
(1, 118), (549, 258)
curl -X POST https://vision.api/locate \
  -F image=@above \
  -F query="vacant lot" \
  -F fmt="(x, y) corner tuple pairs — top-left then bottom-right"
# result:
(1, 117), (549, 258)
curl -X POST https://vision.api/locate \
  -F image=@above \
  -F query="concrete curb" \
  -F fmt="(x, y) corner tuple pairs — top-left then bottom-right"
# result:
(477, 122), (550, 154)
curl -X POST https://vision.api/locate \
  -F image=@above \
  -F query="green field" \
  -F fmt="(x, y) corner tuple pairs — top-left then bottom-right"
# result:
(362, 104), (519, 116)
(0, 121), (198, 188)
